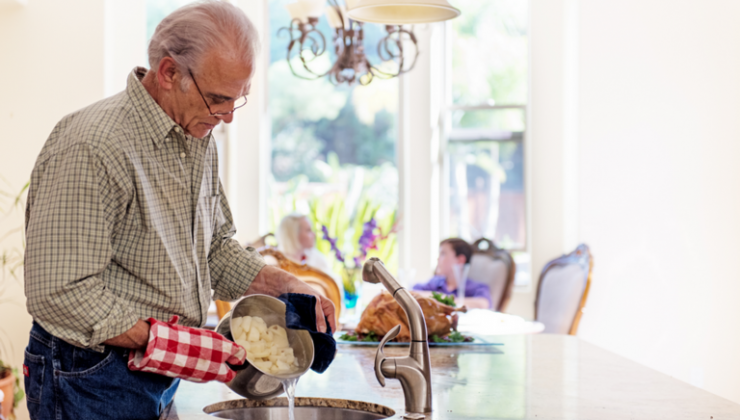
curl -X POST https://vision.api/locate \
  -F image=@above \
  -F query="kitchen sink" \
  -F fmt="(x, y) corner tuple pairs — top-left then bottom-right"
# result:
(203, 397), (395, 420)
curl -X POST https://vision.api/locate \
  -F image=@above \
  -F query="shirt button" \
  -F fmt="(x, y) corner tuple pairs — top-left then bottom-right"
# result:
(180, 152), (187, 158)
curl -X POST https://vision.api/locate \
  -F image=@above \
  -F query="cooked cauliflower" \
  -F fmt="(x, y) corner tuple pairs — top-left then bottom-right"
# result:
(232, 315), (299, 374)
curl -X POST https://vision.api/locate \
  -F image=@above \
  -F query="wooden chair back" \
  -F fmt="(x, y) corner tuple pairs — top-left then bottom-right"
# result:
(258, 247), (342, 319)
(213, 247), (343, 320)
(468, 238), (516, 312)
(535, 244), (593, 335)
(214, 300), (232, 321)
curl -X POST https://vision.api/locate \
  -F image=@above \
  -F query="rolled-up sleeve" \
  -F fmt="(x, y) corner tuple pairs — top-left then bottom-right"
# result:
(208, 182), (266, 302)
(25, 143), (138, 350)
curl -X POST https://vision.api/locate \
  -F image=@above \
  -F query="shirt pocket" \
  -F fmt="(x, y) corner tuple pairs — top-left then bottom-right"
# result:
(196, 194), (220, 254)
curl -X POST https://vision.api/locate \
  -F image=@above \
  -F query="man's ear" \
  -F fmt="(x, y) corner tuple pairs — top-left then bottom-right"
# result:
(156, 57), (180, 92)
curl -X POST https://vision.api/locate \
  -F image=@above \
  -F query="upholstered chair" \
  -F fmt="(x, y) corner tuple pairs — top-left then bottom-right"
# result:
(535, 244), (593, 335)
(468, 238), (516, 312)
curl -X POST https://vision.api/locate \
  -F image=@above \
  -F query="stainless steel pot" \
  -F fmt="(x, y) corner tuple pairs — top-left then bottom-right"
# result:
(216, 294), (315, 400)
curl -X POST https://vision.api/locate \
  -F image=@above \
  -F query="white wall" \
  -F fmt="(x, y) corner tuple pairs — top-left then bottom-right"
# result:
(0, 2), (106, 418)
(104, 0), (146, 96)
(525, 0), (740, 405)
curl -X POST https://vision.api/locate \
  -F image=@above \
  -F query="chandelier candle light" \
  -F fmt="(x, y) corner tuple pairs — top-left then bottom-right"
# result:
(280, 0), (460, 85)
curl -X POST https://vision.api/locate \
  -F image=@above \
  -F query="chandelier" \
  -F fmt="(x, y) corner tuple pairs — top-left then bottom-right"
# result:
(280, 0), (460, 85)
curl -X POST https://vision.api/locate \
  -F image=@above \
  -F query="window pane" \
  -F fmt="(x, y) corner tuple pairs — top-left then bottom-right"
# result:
(451, 107), (526, 132)
(268, 0), (399, 275)
(451, 0), (528, 106)
(448, 141), (525, 249)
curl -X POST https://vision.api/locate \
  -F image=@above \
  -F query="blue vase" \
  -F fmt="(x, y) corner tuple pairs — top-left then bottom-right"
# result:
(344, 289), (359, 309)
(341, 267), (362, 310)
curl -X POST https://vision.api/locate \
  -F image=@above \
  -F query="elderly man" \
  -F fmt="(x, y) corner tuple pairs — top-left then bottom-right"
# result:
(22, 2), (335, 419)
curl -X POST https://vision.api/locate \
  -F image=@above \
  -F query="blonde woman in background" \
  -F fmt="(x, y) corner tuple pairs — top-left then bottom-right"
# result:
(277, 214), (341, 291)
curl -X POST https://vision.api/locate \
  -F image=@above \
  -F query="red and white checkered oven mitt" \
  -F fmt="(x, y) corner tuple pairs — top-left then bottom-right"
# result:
(127, 315), (246, 383)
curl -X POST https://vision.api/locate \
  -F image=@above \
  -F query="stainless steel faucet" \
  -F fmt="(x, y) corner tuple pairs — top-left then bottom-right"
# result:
(363, 258), (432, 418)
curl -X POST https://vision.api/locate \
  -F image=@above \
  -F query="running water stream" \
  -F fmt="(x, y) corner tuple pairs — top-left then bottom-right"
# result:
(282, 378), (299, 420)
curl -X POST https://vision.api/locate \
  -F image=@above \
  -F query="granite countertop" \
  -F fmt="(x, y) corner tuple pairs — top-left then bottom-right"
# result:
(165, 334), (740, 419)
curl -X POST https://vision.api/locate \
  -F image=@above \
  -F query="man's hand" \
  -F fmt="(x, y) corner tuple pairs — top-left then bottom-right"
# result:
(247, 265), (337, 333)
(128, 316), (246, 383)
(103, 319), (151, 349)
(285, 277), (338, 334)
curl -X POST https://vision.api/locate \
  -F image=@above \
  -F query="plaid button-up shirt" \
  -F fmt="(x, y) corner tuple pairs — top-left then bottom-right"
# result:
(25, 67), (265, 350)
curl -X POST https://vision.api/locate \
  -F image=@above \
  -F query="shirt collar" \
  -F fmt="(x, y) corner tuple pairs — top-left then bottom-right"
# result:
(126, 67), (185, 147)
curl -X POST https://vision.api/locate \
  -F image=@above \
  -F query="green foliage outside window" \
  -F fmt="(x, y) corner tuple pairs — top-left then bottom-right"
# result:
(451, 0), (528, 106)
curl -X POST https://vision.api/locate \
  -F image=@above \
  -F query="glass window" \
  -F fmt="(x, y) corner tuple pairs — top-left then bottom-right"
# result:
(452, 107), (525, 132)
(448, 139), (524, 249)
(268, 0), (399, 278)
(446, 0), (529, 286)
(451, 0), (528, 106)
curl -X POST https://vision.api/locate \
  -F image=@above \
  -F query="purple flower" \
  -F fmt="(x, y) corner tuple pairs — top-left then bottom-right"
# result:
(322, 225), (345, 263)
(322, 226), (337, 248)
(358, 219), (379, 259)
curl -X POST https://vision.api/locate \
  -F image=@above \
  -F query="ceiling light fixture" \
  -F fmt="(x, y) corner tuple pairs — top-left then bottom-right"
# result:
(280, 0), (459, 85)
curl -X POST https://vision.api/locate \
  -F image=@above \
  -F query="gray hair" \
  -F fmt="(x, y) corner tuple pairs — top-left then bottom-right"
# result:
(148, 1), (260, 86)
(276, 213), (308, 258)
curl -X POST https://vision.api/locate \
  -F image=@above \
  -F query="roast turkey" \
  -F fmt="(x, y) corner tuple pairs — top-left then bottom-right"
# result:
(355, 291), (467, 342)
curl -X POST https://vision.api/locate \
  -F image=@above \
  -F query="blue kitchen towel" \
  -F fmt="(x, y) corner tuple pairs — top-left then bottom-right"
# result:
(277, 293), (336, 374)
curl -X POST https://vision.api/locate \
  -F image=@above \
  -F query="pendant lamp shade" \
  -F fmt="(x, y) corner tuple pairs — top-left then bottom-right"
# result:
(347, 0), (460, 24)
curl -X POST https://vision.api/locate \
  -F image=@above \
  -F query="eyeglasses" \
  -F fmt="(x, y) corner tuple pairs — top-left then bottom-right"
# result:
(188, 69), (248, 116)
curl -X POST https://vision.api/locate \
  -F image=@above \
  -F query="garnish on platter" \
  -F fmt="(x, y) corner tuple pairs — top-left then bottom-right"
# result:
(431, 331), (473, 343)
(431, 291), (456, 307)
(338, 331), (380, 342)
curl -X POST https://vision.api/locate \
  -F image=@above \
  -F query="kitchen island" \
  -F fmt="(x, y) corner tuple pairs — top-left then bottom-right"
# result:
(165, 334), (740, 419)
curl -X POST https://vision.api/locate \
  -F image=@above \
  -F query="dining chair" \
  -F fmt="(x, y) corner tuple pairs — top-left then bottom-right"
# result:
(213, 247), (343, 320)
(214, 300), (232, 321)
(468, 238), (516, 312)
(258, 247), (343, 319)
(535, 244), (593, 335)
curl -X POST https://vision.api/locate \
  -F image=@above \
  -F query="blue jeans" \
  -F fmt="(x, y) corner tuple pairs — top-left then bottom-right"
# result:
(24, 322), (179, 420)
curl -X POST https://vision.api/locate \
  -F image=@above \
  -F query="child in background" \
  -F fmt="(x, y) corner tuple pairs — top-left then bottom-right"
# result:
(413, 238), (492, 309)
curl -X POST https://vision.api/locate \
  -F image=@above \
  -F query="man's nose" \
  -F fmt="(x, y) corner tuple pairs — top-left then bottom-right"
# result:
(218, 113), (235, 124)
